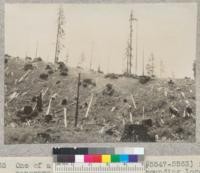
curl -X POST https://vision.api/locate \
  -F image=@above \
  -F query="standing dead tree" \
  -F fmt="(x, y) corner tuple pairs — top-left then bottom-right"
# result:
(146, 53), (155, 77)
(75, 73), (81, 127)
(128, 11), (134, 75)
(193, 59), (196, 78)
(125, 11), (137, 75)
(135, 18), (138, 76)
(159, 60), (165, 78)
(77, 52), (86, 68)
(125, 40), (130, 74)
(35, 41), (39, 59)
(54, 5), (65, 64)
(90, 42), (94, 71)
(65, 52), (69, 65)
(142, 48), (145, 76)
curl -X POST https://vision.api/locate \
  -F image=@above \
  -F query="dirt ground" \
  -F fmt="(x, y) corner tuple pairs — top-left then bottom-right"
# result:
(4, 57), (196, 144)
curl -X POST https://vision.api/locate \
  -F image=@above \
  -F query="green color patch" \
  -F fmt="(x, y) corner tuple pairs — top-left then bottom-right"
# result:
(111, 155), (120, 162)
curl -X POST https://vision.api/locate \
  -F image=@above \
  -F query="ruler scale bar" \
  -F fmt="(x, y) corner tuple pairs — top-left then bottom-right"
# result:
(53, 163), (144, 173)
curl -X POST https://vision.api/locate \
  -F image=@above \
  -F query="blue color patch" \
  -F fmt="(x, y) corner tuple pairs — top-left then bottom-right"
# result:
(129, 155), (138, 162)
(119, 155), (129, 163)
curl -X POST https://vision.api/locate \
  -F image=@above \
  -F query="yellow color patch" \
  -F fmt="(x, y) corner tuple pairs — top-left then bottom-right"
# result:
(102, 155), (111, 163)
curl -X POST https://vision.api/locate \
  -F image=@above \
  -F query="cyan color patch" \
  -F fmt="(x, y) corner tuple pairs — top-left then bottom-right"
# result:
(119, 155), (129, 163)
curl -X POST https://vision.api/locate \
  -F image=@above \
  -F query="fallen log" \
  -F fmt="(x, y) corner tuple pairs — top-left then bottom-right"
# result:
(42, 88), (49, 98)
(85, 94), (94, 118)
(8, 91), (19, 103)
(161, 118), (165, 125)
(181, 92), (185, 98)
(130, 94), (137, 109)
(169, 105), (179, 117)
(21, 91), (29, 97)
(46, 98), (53, 115)
(111, 107), (116, 112)
(45, 93), (58, 115)
(18, 70), (31, 83)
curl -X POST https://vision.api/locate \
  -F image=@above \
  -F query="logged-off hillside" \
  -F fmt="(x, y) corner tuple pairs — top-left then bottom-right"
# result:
(4, 57), (196, 144)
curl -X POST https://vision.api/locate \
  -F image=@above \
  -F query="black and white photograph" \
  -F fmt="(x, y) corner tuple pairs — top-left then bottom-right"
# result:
(4, 3), (197, 144)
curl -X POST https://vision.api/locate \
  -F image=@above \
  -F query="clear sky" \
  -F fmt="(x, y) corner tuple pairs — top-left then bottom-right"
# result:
(5, 3), (197, 78)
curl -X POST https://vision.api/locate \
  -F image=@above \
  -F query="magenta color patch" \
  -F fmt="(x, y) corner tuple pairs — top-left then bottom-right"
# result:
(84, 155), (93, 163)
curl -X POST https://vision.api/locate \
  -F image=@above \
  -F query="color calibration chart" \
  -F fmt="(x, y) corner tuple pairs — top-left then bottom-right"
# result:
(52, 147), (145, 173)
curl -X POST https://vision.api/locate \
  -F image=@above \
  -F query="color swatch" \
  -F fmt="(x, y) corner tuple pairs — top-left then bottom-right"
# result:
(53, 147), (144, 155)
(53, 147), (144, 163)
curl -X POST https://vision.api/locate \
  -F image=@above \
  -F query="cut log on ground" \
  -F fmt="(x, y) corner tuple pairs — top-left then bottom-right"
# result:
(85, 94), (94, 118)
(18, 70), (31, 83)
(130, 94), (137, 109)
(42, 88), (49, 98)
(46, 98), (53, 115)
(181, 92), (185, 98)
(111, 107), (116, 112)
(169, 105), (179, 117)
(8, 91), (19, 103)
